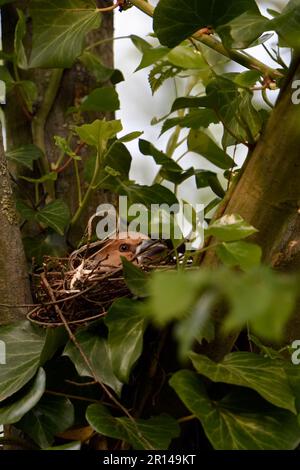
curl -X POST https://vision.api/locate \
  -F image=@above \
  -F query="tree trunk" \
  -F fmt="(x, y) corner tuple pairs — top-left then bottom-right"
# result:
(201, 58), (300, 360)
(0, 129), (31, 324)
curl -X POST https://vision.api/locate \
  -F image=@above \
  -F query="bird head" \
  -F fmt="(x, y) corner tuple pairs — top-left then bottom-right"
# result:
(94, 232), (167, 270)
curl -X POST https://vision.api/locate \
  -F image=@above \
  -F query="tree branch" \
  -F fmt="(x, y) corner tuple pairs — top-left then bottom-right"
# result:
(130, 0), (283, 80)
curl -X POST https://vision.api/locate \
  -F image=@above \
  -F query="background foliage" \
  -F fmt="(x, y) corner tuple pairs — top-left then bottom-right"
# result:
(0, 0), (300, 450)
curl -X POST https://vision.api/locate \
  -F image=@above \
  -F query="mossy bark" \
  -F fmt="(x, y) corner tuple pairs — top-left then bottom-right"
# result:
(0, 131), (31, 324)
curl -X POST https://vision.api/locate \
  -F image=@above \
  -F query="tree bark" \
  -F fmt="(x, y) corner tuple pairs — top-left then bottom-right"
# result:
(0, 129), (32, 324)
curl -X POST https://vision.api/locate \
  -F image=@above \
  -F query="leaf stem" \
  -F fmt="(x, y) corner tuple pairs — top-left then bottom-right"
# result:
(31, 69), (63, 199)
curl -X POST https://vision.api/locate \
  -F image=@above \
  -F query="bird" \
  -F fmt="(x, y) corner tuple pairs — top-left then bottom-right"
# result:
(68, 232), (166, 291)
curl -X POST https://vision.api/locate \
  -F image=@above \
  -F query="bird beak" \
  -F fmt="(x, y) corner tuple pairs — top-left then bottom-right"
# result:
(136, 239), (167, 264)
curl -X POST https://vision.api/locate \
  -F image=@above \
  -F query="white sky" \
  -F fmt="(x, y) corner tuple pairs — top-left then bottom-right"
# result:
(114, 4), (289, 205)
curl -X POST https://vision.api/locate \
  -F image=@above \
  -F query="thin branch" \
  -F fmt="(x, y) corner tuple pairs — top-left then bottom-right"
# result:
(130, 0), (284, 81)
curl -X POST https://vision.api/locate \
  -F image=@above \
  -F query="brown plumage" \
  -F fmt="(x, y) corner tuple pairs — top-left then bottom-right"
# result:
(68, 232), (166, 290)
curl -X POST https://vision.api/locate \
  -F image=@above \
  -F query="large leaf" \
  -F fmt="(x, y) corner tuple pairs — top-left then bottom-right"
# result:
(121, 258), (149, 297)
(175, 292), (216, 359)
(218, 11), (269, 49)
(170, 370), (300, 450)
(194, 170), (225, 198)
(105, 298), (147, 383)
(0, 322), (47, 402)
(271, 0), (300, 49)
(85, 141), (132, 188)
(167, 45), (205, 69)
(189, 352), (297, 414)
(36, 199), (71, 235)
(5, 144), (43, 170)
(14, 9), (28, 69)
(205, 214), (258, 241)
(47, 441), (81, 450)
(223, 267), (298, 341)
(139, 139), (193, 184)
(145, 270), (208, 325)
(153, 0), (260, 48)
(188, 129), (235, 169)
(161, 109), (219, 135)
(136, 46), (170, 71)
(216, 240), (262, 271)
(116, 183), (178, 207)
(86, 403), (180, 450)
(74, 119), (122, 151)
(0, 368), (46, 425)
(63, 325), (123, 395)
(18, 395), (74, 448)
(29, 0), (101, 68)
(23, 233), (68, 265)
(79, 51), (123, 84)
(80, 87), (120, 112)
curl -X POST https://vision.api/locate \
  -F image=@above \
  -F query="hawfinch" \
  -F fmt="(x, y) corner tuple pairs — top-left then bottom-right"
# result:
(92, 232), (166, 270)
(68, 232), (166, 290)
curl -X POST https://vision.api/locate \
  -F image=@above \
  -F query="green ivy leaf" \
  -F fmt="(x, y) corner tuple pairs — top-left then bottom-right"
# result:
(170, 370), (300, 450)
(216, 240), (262, 271)
(64, 325), (123, 395)
(136, 46), (170, 71)
(194, 170), (225, 198)
(271, 0), (300, 49)
(153, 0), (260, 48)
(36, 199), (70, 235)
(17, 395), (74, 448)
(188, 129), (235, 169)
(175, 292), (216, 359)
(167, 45), (205, 69)
(116, 183), (178, 207)
(14, 9), (28, 69)
(29, 0), (101, 68)
(0, 322), (47, 402)
(105, 298), (147, 383)
(17, 80), (38, 113)
(80, 87), (120, 112)
(190, 351), (297, 414)
(23, 233), (68, 265)
(121, 258), (149, 297)
(5, 144), (43, 170)
(145, 270), (207, 325)
(86, 403), (180, 450)
(205, 214), (258, 241)
(74, 119), (122, 151)
(223, 267), (298, 341)
(233, 70), (261, 88)
(16, 200), (36, 221)
(218, 11), (269, 49)
(46, 441), (81, 450)
(79, 51), (123, 84)
(0, 368), (46, 424)
(139, 139), (193, 184)
(161, 109), (218, 135)
(119, 131), (144, 143)
(20, 172), (57, 184)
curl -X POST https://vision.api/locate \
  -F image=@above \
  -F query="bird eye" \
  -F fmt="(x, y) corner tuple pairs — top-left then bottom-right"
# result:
(119, 243), (129, 252)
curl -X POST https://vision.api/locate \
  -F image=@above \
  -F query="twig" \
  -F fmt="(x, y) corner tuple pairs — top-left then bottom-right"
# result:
(40, 272), (154, 450)
(130, 0), (283, 81)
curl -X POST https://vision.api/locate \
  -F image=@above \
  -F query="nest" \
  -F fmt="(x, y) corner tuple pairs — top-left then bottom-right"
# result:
(28, 239), (175, 328)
